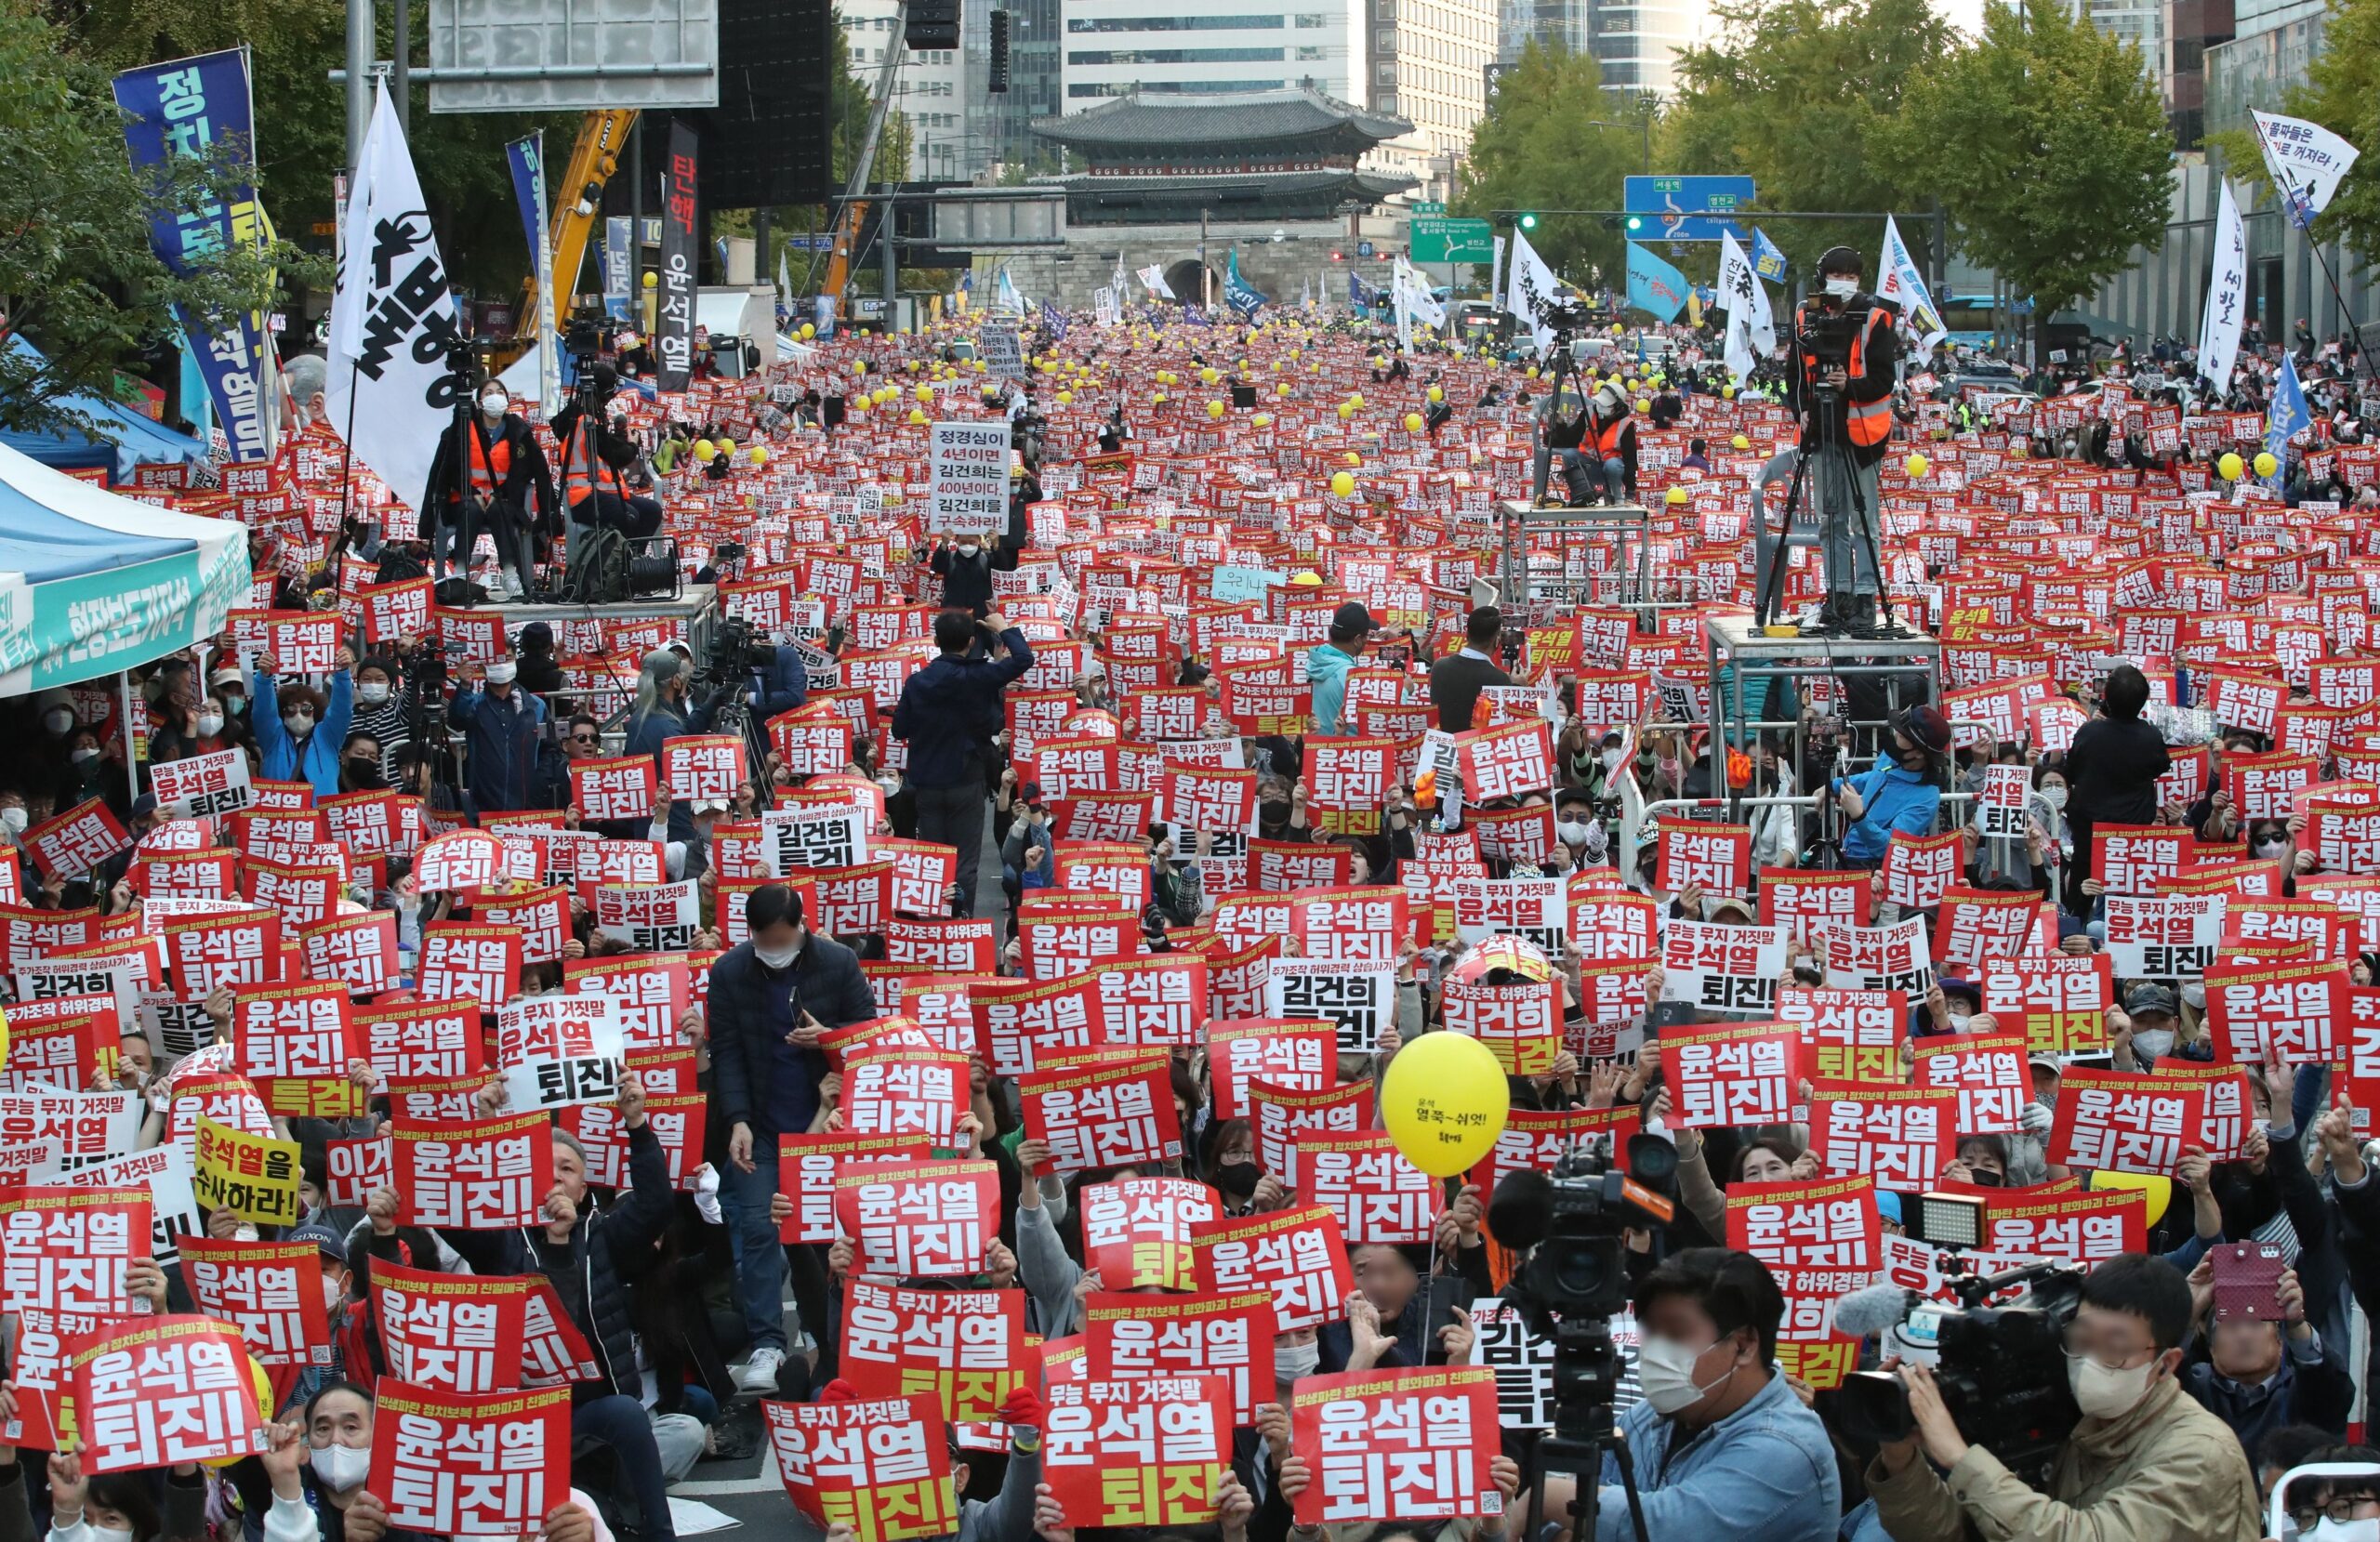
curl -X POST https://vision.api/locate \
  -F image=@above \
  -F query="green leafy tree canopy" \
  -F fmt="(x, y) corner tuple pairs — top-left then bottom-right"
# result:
(1454, 40), (1644, 287)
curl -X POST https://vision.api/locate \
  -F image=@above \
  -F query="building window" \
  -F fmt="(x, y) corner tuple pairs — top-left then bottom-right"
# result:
(1066, 13), (1286, 29)
(1067, 46), (1288, 61)
(1295, 43), (1326, 57)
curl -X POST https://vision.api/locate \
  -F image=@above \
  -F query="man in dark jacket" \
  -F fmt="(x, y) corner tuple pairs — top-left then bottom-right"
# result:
(740, 645), (808, 719)
(443, 1073), (679, 1542)
(708, 883), (878, 1391)
(892, 611), (1034, 916)
(449, 655), (551, 814)
(1428, 606), (1511, 731)
(2181, 1265), (2354, 1458)
(2063, 662), (2171, 917)
(515, 620), (564, 697)
(624, 650), (714, 850)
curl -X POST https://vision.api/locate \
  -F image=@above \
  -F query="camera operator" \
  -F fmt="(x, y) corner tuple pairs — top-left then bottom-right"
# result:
(626, 648), (713, 853)
(552, 361), (664, 542)
(1866, 1253), (2261, 1542)
(892, 611), (1034, 916)
(1784, 246), (1898, 634)
(420, 378), (553, 601)
(1580, 380), (1639, 507)
(1577, 1247), (1837, 1542)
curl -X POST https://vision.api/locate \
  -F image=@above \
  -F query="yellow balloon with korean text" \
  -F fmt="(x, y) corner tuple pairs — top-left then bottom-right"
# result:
(1379, 1030), (1510, 1177)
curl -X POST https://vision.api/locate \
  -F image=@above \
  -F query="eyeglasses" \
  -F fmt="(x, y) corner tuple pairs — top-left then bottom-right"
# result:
(567, 734), (598, 746)
(2291, 1499), (2380, 1530)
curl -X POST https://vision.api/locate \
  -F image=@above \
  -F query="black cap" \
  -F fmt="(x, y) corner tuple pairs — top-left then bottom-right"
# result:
(1332, 600), (1375, 634)
(2124, 982), (2179, 1019)
(1817, 245), (1863, 277)
(520, 621), (553, 650)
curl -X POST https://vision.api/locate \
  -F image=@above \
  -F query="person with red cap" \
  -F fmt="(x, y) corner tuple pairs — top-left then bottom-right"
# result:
(1828, 703), (1950, 870)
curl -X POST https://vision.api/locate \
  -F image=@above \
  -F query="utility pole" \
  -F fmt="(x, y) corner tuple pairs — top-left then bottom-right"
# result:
(391, 0), (410, 136)
(344, 0), (373, 167)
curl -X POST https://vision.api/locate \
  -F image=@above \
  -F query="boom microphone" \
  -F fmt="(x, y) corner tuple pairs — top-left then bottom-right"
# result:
(1831, 1283), (1920, 1342)
(1485, 1168), (1553, 1253)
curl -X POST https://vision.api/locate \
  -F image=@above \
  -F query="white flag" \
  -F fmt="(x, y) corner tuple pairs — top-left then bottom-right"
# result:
(1504, 228), (1560, 355)
(1876, 215), (1948, 359)
(326, 80), (460, 517)
(1137, 263), (1175, 300)
(2197, 179), (2249, 393)
(1715, 231), (1773, 386)
(1395, 257), (1446, 329)
(2251, 110), (2360, 230)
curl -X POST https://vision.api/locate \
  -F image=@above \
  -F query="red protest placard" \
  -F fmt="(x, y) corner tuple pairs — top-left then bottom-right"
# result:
(1, 1186), (153, 1318)
(1192, 1204), (1353, 1331)
(163, 907), (280, 1002)
(1726, 1176), (1879, 1390)
(367, 1380), (572, 1536)
(357, 999), (485, 1082)
(1805, 1084), (1958, 1192)
(765, 1393), (962, 1542)
(67, 1315), (269, 1472)
(570, 756), (657, 823)
(418, 922), (522, 1005)
(1457, 718), (1554, 801)
(1758, 868), (1872, 936)
(1304, 738), (1397, 837)
(1441, 976), (1560, 1074)
(1294, 1130), (1441, 1245)
(842, 1049), (972, 1143)
(831, 1159), (1000, 1277)
(2204, 956), (2347, 1063)
(1042, 1376), (1230, 1529)
(661, 734), (747, 802)
(1288, 1367), (1502, 1525)
(1778, 987), (1906, 1086)
(1019, 1050), (1183, 1173)
(841, 1279), (1027, 1422)
(1882, 830), (1964, 911)
(179, 1237), (330, 1367)
(1086, 1289), (1274, 1425)
(778, 1135), (933, 1245)
(566, 956), (690, 1055)
(479, 884), (571, 967)
(1933, 885), (2041, 971)
(1655, 820), (1752, 897)
(389, 1114), (554, 1230)
(1912, 1031), (2030, 1134)
(1661, 1022), (1803, 1129)
(23, 797), (131, 881)
(300, 911), (400, 997)
(369, 1258), (530, 1392)
(232, 981), (362, 1117)
(324, 1134), (392, 1207)
(2048, 1068), (2207, 1174)
(1984, 1188), (2146, 1267)
(1250, 1078), (1370, 1182)
(1207, 1018), (1334, 1121)
(2093, 824), (2191, 895)
(1978, 953), (2112, 1055)
(1079, 1176), (1219, 1291)
(1090, 955), (1209, 1048)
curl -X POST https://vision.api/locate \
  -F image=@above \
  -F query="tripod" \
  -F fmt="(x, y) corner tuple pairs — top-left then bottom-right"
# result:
(1755, 378), (1901, 638)
(1529, 332), (1585, 507)
(1521, 1317), (1652, 1542)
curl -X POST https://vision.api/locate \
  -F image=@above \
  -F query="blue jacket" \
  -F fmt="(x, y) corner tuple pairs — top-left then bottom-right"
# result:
(891, 629), (1034, 791)
(1304, 640), (1357, 737)
(707, 932), (878, 1138)
(1596, 1365), (1839, 1542)
(253, 668), (354, 798)
(623, 697), (713, 845)
(1831, 755), (1943, 862)
(449, 683), (549, 814)
(747, 648), (808, 718)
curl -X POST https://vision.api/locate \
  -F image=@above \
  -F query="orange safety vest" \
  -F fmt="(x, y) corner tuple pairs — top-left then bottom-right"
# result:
(562, 414), (628, 507)
(455, 428), (511, 505)
(1594, 414), (1630, 458)
(1799, 302), (1896, 450)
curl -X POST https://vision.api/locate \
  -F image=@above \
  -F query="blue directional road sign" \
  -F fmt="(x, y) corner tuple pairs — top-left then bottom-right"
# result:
(1622, 176), (1753, 243)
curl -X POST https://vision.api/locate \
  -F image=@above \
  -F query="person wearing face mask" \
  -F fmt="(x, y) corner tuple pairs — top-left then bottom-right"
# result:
(705, 884), (876, 1393)
(343, 654), (415, 785)
(252, 650), (356, 800)
(1784, 245), (1899, 635)
(1582, 1246), (1835, 1541)
(926, 531), (1024, 619)
(2113, 982), (2199, 1069)
(1830, 704), (1950, 870)
(2248, 820), (2296, 867)
(420, 377), (555, 600)
(449, 652), (551, 814)
(52, 726), (132, 821)
(1870, 1252), (2261, 1542)
(623, 650), (715, 850)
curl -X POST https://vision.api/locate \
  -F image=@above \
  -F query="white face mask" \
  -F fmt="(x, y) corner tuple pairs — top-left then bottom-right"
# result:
(1636, 1334), (1732, 1416)
(1276, 1340), (1320, 1382)
(2131, 1028), (2175, 1061)
(2041, 785), (2068, 811)
(2254, 836), (2291, 858)
(1601, 748), (1625, 773)
(484, 662), (518, 686)
(1556, 820), (1591, 847)
(2066, 1353), (2157, 1420)
(87, 1527), (133, 1542)
(957, 543), (981, 559)
(1825, 277), (1858, 299)
(2180, 982), (2206, 1011)
(754, 941), (800, 970)
(0, 807), (22, 834)
(2311, 1521), (2380, 1542)
(357, 682), (391, 705)
(196, 712), (224, 737)
(44, 708), (74, 735)
(481, 392), (509, 418)
(310, 1440), (373, 1493)
(284, 711), (314, 735)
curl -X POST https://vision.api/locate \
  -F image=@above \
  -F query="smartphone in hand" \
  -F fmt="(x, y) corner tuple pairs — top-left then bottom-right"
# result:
(2209, 1240), (2286, 1322)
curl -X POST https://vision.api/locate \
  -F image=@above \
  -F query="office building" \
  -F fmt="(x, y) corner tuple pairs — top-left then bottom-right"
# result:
(1498, 0), (1701, 97)
(838, 0), (980, 180)
(1059, 0), (1366, 107)
(1366, 0), (1498, 189)
(2070, 0), (2163, 74)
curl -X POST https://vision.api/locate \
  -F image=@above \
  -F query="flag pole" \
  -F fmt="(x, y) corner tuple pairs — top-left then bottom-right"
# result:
(2255, 123), (2372, 382)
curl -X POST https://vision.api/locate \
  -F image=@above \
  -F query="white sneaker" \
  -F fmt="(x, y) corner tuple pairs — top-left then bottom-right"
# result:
(734, 1346), (787, 1391)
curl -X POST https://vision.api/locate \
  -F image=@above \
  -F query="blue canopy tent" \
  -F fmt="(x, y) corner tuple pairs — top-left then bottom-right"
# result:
(0, 439), (250, 697)
(0, 336), (209, 482)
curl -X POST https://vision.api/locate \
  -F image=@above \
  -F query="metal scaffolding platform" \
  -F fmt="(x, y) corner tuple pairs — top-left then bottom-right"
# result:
(1496, 497), (1656, 620)
(1703, 613), (1943, 824)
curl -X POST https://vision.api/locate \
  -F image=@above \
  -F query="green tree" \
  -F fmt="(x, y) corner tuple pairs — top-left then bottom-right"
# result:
(1454, 40), (1641, 285)
(2205, 0), (2377, 257)
(1881, 0), (2170, 363)
(0, 0), (293, 434)
(1663, 0), (1954, 272)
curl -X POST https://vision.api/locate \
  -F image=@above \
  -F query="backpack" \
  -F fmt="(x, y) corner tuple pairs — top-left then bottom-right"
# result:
(561, 527), (629, 604)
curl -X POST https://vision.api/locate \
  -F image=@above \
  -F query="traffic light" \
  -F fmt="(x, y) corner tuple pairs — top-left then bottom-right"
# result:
(1625, 215), (1644, 231)
(1330, 249), (1344, 260)
(1518, 212), (1538, 231)
(988, 10), (1011, 91)
(907, 0), (958, 52)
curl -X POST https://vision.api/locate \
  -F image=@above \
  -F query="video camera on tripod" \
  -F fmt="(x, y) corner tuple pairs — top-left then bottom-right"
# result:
(1489, 1133), (1680, 1542)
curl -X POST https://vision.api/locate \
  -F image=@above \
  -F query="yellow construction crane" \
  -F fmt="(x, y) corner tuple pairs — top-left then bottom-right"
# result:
(511, 108), (639, 349)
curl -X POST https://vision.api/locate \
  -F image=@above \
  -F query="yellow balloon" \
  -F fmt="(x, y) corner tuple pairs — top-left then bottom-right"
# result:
(1349, 392), (1364, 410)
(1906, 452), (1930, 479)
(1337, 402), (1355, 420)
(1731, 433), (1751, 451)
(692, 439), (716, 463)
(907, 408), (928, 425)
(1405, 413), (1424, 432)
(716, 438), (735, 454)
(2087, 1166), (2173, 1229)
(1253, 412), (1273, 428)
(1634, 398), (1650, 413)
(1276, 382), (1291, 396)
(1342, 451), (1361, 467)
(1723, 386), (1737, 401)
(2254, 451), (2280, 478)
(1665, 487), (1689, 506)
(1329, 470), (1355, 496)
(1057, 390), (1073, 405)
(916, 384), (933, 402)
(749, 445), (769, 468)
(1379, 1030), (1511, 1178)
(1427, 384), (1445, 403)
(1154, 391), (1168, 404)
(800, 323), (816, 340)
(1208, 399), (1227, 419)
(2218, 451), (2245, 481)
(1200, 366), (1220, 385)
(854, 361), (867, 375)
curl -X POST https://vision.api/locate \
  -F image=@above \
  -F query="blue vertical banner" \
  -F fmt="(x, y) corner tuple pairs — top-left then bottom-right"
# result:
(1223, 251), (1267, 319)
(112, 48), (274, 464)
(602, 217), (633, 322)
(2266, 353), (2308, 487)
(505, 132), (560, 402)
(1625, 243), (1688, 323)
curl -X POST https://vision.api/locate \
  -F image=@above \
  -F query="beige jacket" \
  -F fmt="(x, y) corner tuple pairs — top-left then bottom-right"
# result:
(1864, 1377), (2261, 1542)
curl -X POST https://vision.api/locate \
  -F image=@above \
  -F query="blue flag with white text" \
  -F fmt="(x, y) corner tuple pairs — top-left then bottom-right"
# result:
(2267, 353), (2308, 486)
(1625, 243), (1687, 323)
(1752, 228), (1788, 283)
